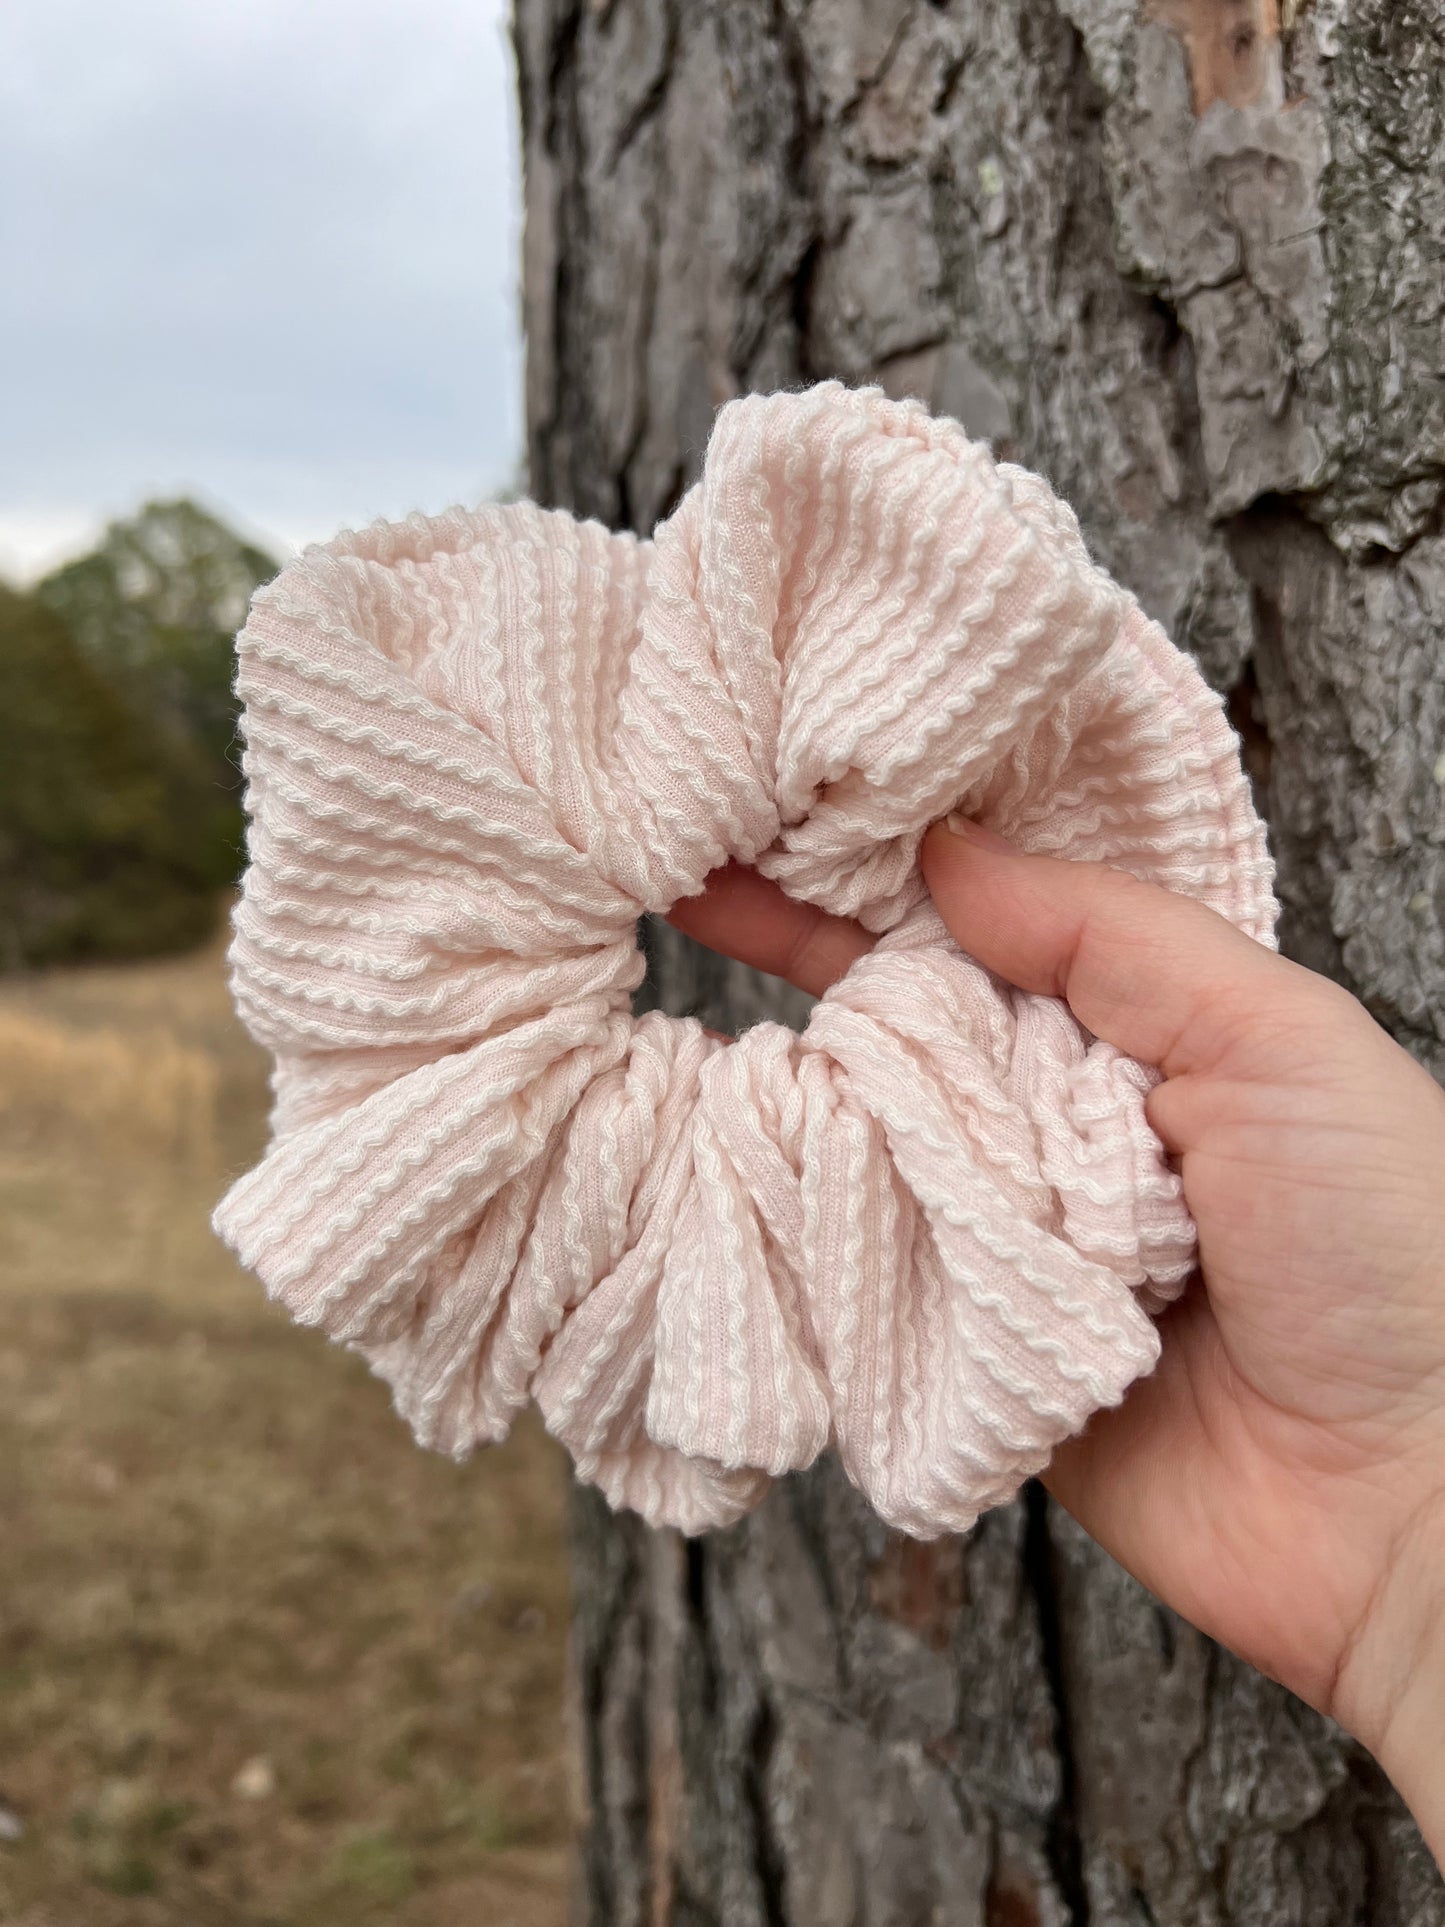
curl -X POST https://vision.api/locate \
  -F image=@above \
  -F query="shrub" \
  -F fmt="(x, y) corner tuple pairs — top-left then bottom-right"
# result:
(0, 586), (235, 968)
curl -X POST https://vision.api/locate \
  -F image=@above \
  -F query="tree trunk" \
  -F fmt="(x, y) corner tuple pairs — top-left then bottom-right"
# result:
(512, 1), (1445, 1918)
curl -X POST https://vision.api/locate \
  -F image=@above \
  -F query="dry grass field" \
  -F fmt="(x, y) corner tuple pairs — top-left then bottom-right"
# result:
(0, 920), (571, 1926)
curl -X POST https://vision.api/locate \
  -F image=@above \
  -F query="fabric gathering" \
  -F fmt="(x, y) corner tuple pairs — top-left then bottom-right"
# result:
(212, 380), (1277, 1537)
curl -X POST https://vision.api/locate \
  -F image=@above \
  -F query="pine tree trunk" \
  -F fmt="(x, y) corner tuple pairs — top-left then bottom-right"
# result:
(512, 1), (1445, 1918)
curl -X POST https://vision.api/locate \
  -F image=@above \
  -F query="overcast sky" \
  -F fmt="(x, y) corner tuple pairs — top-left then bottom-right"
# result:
(1, 0), (522, 582)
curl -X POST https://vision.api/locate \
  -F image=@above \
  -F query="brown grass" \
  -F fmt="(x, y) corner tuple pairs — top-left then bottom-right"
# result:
(0, 924), (571, 1926)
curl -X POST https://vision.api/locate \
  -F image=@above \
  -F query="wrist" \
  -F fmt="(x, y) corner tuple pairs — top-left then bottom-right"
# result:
(1334, 1489), (1445, 1860)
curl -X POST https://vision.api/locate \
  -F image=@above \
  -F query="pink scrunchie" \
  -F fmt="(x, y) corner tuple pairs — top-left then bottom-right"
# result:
(213, 382), (1275, 1537)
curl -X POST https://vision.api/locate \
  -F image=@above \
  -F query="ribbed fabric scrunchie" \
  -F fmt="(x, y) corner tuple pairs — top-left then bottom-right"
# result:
(214, 381), (1276, 1537)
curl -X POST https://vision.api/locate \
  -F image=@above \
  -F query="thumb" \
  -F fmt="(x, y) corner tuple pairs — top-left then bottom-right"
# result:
(920, 816), (1305, 1079)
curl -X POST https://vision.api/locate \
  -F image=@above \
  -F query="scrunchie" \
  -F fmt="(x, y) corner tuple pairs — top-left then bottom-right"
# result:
(213, 382), (1275, 1537)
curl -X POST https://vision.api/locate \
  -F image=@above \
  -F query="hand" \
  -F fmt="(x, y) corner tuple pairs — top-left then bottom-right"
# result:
(667, 821), (1445, 1855)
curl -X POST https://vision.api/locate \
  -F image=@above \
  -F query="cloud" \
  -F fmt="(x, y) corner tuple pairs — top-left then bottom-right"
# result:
(0, 0), (523, 576)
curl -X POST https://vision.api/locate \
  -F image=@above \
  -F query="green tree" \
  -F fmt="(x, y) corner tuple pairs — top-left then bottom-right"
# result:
(35, 499), (276, 804)
(0, 585), (233, 969)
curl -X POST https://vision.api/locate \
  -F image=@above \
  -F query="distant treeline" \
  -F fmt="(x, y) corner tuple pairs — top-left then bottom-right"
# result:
(0, 502), (277, 970)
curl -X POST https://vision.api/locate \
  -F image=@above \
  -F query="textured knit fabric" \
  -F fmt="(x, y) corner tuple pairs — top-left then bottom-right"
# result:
(213, 381), (1276, 1538)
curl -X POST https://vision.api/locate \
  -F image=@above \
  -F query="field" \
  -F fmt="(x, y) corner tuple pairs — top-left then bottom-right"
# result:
(0, 920), (571, 1926)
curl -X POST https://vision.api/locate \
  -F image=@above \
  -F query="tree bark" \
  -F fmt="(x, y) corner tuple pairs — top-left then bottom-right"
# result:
(512, 1), (1445, 1918)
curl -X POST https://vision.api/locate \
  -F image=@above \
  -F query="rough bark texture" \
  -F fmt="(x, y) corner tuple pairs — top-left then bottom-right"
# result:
(511, 1), (1445, 1918)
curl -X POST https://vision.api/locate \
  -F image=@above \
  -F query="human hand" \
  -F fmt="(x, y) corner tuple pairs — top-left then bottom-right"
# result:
(667, 821), (1445, 1855)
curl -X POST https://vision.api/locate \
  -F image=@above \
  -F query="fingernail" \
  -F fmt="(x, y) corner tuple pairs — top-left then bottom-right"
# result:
(942, 812), (1015, 853)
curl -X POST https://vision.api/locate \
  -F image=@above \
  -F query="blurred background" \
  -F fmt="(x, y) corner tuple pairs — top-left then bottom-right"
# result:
(1, 4), (572, 1922)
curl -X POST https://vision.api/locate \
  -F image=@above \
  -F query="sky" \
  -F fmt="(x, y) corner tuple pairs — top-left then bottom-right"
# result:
(0, 0), (523, 582)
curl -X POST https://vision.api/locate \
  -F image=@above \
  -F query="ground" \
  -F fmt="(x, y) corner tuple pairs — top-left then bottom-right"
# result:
(0, 919), (571, 1926)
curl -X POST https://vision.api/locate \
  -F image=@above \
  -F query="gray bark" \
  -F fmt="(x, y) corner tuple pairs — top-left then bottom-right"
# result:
(511, 0), (1445, 1918)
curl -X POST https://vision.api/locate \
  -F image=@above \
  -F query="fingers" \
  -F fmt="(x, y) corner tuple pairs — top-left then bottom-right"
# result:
(920, 816), (1309, 1079)
(1041, 1284), (1226, 1608)
(665, 862), (874, 999)
(669, 818), (1315, 1070)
